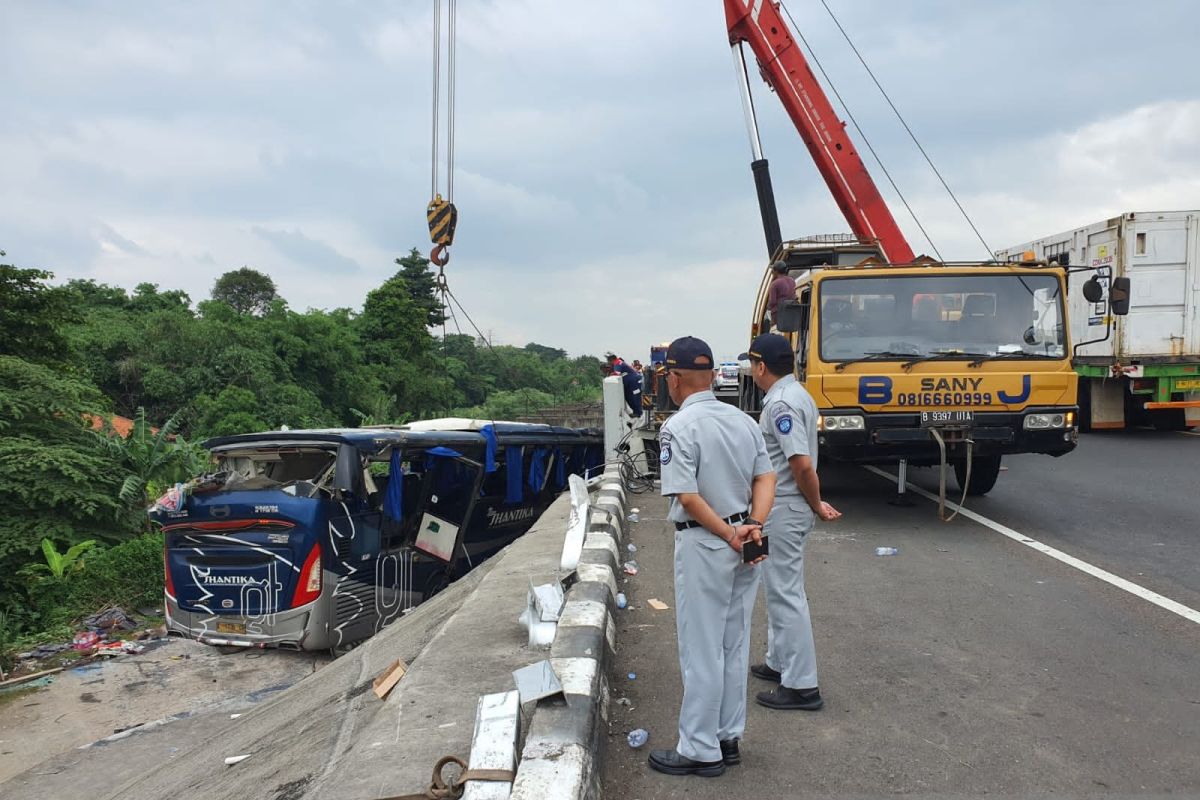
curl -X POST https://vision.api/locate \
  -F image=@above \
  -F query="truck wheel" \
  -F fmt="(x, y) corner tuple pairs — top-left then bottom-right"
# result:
(1150, 409), (1187, 432)
(954, 455), (1002, 496)
(1078, 385), (1093, 432)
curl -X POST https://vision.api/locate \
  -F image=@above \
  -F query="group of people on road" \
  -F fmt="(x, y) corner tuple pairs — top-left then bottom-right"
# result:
(649, 332), (841, 779)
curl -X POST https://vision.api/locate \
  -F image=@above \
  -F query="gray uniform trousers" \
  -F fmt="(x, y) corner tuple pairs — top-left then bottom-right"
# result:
(673, 528), (760, 762)
(760, 499), (819, 689)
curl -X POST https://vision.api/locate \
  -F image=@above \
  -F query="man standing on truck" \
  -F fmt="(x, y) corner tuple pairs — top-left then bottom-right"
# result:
(607, 352), (643, 416)
(766, 261), (796, 331)
(649, 335), (775, 778)
(739, 333), (841, 711)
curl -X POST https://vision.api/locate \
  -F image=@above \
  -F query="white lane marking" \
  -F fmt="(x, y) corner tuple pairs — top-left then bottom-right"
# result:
(864, 465), (1200, 626)
(1179, 431), (1200, 437)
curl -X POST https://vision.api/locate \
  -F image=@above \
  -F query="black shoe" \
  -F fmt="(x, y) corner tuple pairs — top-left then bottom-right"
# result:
(750, 663), (782, 682)
(719, 739), (741, 766)
(647, 749), (726, 777)
(756, 685), (824, 711)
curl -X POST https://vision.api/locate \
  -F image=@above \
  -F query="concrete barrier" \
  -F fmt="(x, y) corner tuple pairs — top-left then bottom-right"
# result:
(511, 464), (627, 800)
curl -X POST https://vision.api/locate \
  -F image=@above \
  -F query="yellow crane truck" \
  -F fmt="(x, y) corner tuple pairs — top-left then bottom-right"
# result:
(725, 1), (1127, 500)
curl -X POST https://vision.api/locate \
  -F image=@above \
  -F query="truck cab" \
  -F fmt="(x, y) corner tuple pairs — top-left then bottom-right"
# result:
(743, 238), (1080, 495)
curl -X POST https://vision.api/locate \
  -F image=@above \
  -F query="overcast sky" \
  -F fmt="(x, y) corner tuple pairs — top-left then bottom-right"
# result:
(2, 1), (1198, 362)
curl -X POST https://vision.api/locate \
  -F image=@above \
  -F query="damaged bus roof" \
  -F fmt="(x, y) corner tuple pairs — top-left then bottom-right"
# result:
(202, 421), (599, 455)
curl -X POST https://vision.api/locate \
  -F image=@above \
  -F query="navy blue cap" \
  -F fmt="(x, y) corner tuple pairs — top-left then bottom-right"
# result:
(665, 336), (714, 370)
(739, 333), (794, 368)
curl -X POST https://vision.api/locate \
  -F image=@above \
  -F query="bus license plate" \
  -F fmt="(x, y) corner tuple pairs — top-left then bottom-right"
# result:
(217, 622), (246, 634)
(920, 410), (974, 427)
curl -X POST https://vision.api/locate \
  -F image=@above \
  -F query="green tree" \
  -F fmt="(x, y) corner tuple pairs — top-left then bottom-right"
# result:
(396, 249), (447, 329)
(211, 267), (278, 315)
(0, 264), (79, 364)
(94, 407), (207, 514)
(0, 356), (134, 615)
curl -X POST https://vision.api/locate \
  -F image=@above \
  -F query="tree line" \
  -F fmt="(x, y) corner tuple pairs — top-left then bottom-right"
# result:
(0, 249), (602, 643)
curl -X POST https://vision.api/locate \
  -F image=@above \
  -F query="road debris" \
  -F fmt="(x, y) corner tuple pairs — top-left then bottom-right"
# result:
(646, 599), (670, 611)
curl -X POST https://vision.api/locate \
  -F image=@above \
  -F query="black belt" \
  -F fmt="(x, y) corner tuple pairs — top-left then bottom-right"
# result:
(675, 511), (749, 532)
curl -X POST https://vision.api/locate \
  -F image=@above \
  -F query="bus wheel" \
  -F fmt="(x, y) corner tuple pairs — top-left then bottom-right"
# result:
(954, 455), (1002, 496)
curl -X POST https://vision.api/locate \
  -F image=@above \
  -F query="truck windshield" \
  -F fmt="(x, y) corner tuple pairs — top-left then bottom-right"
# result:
(818, 273), (1065, 363)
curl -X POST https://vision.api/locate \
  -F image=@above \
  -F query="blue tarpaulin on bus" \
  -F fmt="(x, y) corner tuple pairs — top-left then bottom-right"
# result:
(480, 425), (499, 473)
(505, 446), (523, 504)
(384, 447), (404, 522)
(528, 446), (549, 493)
(424, 446), (463, 463)
(553, 447), (567, 488)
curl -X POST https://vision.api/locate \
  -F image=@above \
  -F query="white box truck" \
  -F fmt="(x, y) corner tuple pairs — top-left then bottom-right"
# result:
(997, 211), (1200, 431)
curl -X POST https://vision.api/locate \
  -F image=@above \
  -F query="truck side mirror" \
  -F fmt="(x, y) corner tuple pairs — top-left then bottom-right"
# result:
(774, 299), (805, 333)
(1082, 276), (1104, 303)
(1110, 276), (1131, 315)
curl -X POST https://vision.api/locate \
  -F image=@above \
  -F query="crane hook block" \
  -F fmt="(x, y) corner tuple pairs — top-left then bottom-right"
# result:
(430, 243), (450, 267)
(427, 194), (458, 248)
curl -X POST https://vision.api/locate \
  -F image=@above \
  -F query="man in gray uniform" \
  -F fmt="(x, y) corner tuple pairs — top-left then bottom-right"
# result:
(739, 333), (842, 711)
(648, 335), (776, 779)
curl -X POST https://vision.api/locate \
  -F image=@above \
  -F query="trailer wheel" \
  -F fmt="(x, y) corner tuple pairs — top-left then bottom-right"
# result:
(954, 455), (1002, 496)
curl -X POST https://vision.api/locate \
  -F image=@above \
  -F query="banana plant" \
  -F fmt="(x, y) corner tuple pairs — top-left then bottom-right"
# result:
(28, 538), (97, 579)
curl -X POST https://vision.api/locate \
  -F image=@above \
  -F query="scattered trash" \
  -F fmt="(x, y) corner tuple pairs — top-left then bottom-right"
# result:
(82, 607), (137, 633)
(519, 581), (564, 647)
(874, 547), (899, 556)
(616, 593), (628, 609)
(627, 672), (636, 680)
(627, 512), (640, 523)
(513, 660), (564, 704)
(224, 754), (252, 766)
(230, 713), (243, 719)
(630, 507), (640, 514)
(372, 658), (408, 700)
(626, 543), (637, 553)
(25, 643), (71, 660)
(72, 631), (101, 651)
(616, 697), (633, 707)
(622, 561), (639, 576)
(627, 728), (649, 748)
(647, 598), (670, 611)
(0, 674), (56, 693)
(70, 663), (104, 676)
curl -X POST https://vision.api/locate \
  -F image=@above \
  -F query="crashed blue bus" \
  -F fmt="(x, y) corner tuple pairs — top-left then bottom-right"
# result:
(150, 420), (602, 651)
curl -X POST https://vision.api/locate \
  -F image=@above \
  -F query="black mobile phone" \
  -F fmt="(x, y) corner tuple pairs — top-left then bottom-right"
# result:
(742, 535), (769, 563)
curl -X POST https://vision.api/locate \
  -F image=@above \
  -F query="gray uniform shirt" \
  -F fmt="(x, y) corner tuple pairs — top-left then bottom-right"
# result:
(659, 390), (772, 525)
(760, 375), (820, 526)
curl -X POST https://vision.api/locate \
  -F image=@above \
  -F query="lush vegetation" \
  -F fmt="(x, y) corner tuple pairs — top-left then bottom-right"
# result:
(0, 249), (602, 648)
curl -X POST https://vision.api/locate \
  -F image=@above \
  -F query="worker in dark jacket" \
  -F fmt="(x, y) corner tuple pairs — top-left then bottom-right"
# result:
(766, 261), (796, 331)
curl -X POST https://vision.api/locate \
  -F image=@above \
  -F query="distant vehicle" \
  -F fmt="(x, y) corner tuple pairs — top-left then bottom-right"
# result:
(716, 362), (740, 391)
(151, 421), (602, 651)
(998, 211), (1199, 431)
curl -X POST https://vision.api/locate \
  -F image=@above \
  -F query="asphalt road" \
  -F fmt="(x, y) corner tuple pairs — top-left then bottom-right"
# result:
(602, 431), (1200, 799)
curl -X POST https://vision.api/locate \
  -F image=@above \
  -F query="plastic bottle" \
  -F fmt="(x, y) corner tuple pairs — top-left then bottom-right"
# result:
(626, 728), (649, 748)
(616, 592), (628, 609)
(874, 546), (899, 556)
(626, 543), (637, 553)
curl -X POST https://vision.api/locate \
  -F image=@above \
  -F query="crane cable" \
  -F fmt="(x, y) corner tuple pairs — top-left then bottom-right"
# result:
(811, 0), (995, 261)
(427, 0), (458, 267)
(778, 0), (942, 261)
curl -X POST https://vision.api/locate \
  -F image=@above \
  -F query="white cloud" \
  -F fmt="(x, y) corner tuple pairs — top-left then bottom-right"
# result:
(2, 1), (1198, 364)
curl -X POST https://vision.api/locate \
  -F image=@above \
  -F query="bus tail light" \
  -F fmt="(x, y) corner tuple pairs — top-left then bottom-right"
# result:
(164, 542), (176, 599)
(292, 543), (322, 607)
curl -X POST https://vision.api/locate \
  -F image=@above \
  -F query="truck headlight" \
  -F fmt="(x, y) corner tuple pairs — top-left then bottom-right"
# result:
(820, 415), (866, 431)
(1024, 413), (1067, 430)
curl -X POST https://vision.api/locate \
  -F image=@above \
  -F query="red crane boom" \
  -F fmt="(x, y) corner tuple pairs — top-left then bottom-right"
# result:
(725, 0), (916, 264)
